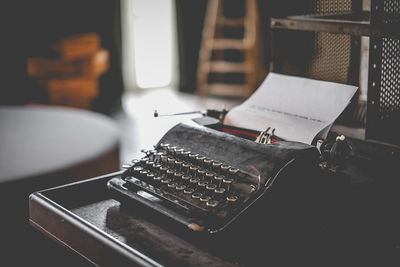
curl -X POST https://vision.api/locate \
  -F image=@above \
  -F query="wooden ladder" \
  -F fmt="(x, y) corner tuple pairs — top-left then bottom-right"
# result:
(197, 0), (265, 97)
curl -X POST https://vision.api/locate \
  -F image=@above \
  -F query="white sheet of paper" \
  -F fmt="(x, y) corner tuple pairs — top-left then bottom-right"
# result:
(224, 73), (358, 144)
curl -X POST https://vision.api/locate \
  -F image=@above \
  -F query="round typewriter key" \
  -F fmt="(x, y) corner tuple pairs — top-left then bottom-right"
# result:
(214, 175), (224, 187)
(154, 152), (164, 163)
(145, 160), (154, 169)
(174, 160), (183, 171)
(181, 150), (190, 159)
(228, 168), (240, 178)
(206, 200), (219, 208)
(188, 153), (198, 163)
(166, 169), (175, 179)
(200, 195), (211, 202)
(205, 184), (217, 196)
(168, 182), (177, 189)
(159, 166), (168, 176)
(140, 157), (149, 165)
(167, 157), (175, 168)
(212, 162), (222, 172)
(184, 188), (194, 194)
(222, 178), (234, 192)
(226, 195), (238, 203)
(205, 172), (214, 183)
(176, 184), (186, 191)
(133, 166), (143, 174)
(161, 178), (171, 185)
(168, 146), (178, 154)
(139, 170), (149, 179)
(189, 177), (200, 188)
(160, 143), (170, 151)
(220, 165), (230, 174)
(197, 180), (208, 193)
(153, 176), (162, 184)
(192, 192), (203, 199)
(160, 155), (168, 165)
(131, 159), (140, 166)
(182, 163), (190, 174)
(174, 172), (183, 181)
(174, 148), (184, 158)
(152, 163), (162, 173)
(214, 187), (226, 200)
(203, 159), (213, 168)
(196, 156), (206, 166)
(197, 169), (206, 180)
(189, 166), (198, 176)
(122, 163), (133, 170)
(181, 175), (191, 184)
(146, 173), (155, 181)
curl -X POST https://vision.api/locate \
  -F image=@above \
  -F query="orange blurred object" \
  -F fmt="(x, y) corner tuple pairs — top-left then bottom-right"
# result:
(27, 33), (109, 109)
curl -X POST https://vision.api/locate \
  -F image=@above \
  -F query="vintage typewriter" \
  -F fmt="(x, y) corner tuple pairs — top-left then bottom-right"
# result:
(108, 122), (323, 234)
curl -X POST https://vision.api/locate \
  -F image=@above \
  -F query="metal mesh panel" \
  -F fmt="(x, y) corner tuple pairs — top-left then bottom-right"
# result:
(314, 0), (353, 14)
(308, 32), (352, 83)
(379, 38), (400, 119)
(383, 0), (400, 24)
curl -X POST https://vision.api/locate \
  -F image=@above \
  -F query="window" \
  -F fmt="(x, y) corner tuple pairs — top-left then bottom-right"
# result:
(121, 0), (178, 90)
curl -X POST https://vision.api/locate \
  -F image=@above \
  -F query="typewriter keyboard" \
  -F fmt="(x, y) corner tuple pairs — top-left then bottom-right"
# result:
(119, 143), (259, 224)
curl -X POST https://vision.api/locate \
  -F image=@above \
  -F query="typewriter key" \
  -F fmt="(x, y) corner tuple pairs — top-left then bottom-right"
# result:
(153, 175), (162, 184)
(167, 157), (175, 168)
(205, 184), (217, 196)
(167, 182), (177, 189)
(226, 195), (238, 203)
(154, 152), (164, 163)
(200, 195), (211, 203)
(205, 172), (214, 183)
(152, 163), (162, 173)
(197, 180), (208, 193)
(182, 163), (191, 174)
(212, 162), (222, 172)
(131, 159), (140, 166)
(139, 170), (149, 179)
(132, 166), (144, 176)
(181, 151), (190, 160)
(146, 173), (155, 181)
(145, 161), (154, 169)
(160, 155), (168, 165)
(181, 175), (191, 184)
(161, 178), (171, 185)
(206, 200), (219, 208)
(166, 169), (175, 179)
(168, 146), (178, 154)
(189, 166), (198, 176)
(228, 168), (239, 179)
(160, 143), (170, 151)
(214, 187), (226, 200)
(192, 192), (202, 199)
(122, 163), (133, 170)
(140, 157), (149, 165)
(189, 177), (200, 188)
(188, 153), (198, 163)
(222, 178), (234, 192)
(197, 169), (206, 180)
(176, 184), (186, 191)
(196, 156), (206, 167)
(184, 188), (194, 194)
(174, 160), (183, 171)
(203, 159), (213, 168)
(174, 148), (184, 157)
(214, 175), (224, 187)
(220, 165), (230, 174)
(174, 172), (183, 181)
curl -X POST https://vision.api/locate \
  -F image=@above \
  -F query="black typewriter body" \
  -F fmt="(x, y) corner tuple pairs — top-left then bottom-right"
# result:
(108, 123), (320, 234)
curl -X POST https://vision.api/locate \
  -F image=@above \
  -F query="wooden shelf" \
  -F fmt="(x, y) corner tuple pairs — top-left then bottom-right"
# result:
(270, 12), (400, 39)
